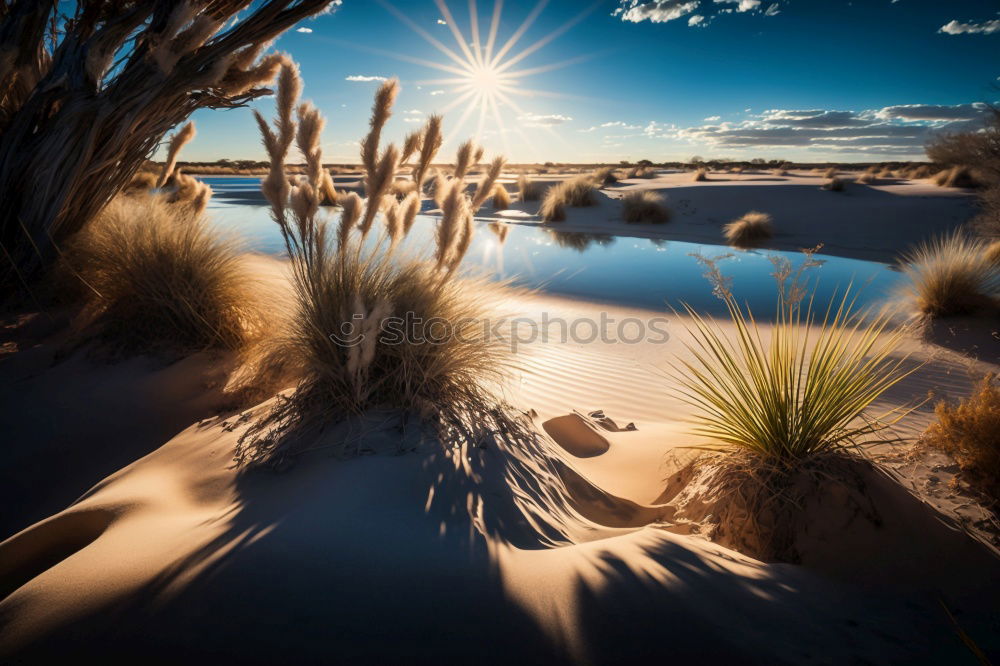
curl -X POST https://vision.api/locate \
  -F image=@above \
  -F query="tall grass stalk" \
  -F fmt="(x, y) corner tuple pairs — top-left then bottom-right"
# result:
(239, 61), (510, 466)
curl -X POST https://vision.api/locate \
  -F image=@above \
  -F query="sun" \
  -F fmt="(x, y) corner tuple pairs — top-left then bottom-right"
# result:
(374, 0), (593, 154)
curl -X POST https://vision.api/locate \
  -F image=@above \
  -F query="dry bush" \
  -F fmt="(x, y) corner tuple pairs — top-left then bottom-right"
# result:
(772, 168), (788, 177)
(909, 164), (933, 179)
(972, 185), (1000, 239)
(856, 172), (876, 185)
(823, 167), (837, 179)
(924, 375), (1000, 504)
(926, 108), (1000, 183)
(126, 171), (158, 192)
(0, 1), (331, 286)
(933, 165), (979, 188)
(491, 184), (511, 210)
(621, 190), (669, 224)
(64, 194), (259, 352)
(823, 177), (845, 192)
(237, 63), (511, 467)
(693, 167), (708, 182)
(517, 174), (541, 201)
(723, 211), (773, 247)
(591, 166), (618, 186)
(901, 233), (1000, 317)
(985, 241), (1000, 264)
(878, 167), (895, 179)
(540, 175), (597, 222)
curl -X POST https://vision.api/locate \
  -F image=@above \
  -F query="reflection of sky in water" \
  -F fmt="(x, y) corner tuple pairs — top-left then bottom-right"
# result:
(204, 177), (904, 317)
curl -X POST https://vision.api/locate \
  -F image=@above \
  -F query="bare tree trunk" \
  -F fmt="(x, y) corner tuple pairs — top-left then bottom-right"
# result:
(0, 0), (333, 290)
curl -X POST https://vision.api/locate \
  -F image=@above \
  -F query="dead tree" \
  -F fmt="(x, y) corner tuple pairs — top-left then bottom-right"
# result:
(0, 0), (333, 290)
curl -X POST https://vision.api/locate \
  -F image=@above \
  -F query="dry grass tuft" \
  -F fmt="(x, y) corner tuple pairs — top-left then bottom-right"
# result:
(238, 61), (512, 467)
(985, 240), (1000, 264)
(933, 165), (979, 188)
(856, 172), (875, 185)
(924, 375), (1000, 504)
(823, 177), (845, 192)
(901, 233), (1000, 317)
(723, 211), (773, 247)
(693, 167), (708, 182)
(823, 167), (837, 179)
(126, 171), (158, 192)
(65, 194), (259, 352)
(491, 183), (511, 210)
(539, 175), (597, 222)
(591, 166), (618, 186)
(621, 190), (669, 223)
(517, 173), (541, 201)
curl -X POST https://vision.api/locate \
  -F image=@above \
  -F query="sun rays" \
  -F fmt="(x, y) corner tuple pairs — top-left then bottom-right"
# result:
(371, 0), (594, 156)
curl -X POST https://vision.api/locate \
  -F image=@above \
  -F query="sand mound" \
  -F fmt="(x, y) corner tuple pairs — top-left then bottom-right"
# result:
(542, 412), (613, 458)
(665, 452), (1000, 585)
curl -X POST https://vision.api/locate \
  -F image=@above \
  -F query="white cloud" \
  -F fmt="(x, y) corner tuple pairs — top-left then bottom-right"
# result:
(429, 90), (445, 96)
(614, 1), (701, 24)
(670, 101), (994, 156)
(615, 0), (782, 26)
(437, 19), (447, 25)
(876, 102), (989, 122)
(519, 113), (573, 127)
(939, 19), (1000, 35)
(404, 109), (424, 115)
(714, 0), (760, 12)
(296, 27), (313, 33)
(345, 75), (387, 82)
(704, 115), (721, 122)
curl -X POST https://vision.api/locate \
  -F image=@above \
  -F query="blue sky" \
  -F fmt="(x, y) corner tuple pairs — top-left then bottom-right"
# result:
(174, 0), (1000, 163)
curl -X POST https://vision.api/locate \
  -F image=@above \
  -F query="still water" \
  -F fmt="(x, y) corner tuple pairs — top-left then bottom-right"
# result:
(203, 176), (904, 316)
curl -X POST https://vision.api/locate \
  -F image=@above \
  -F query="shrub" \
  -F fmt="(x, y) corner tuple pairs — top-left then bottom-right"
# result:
(924, 375), (1000, 502)
(933, 165), (979, 188)
(723, 211), (773, 247)
(693, 167), (708, 182)
(591, 167), (618, 186)
(671, 256), (914, 465)
(823, 177), (845, 192)
(972, 185), (1000, 239)
(925, 108), (1000, 183)
(65, 194), (259, 352)
(238, 63), (511, 466)
(856, 172), (875, 185)
(621, 190), (669, 223)
(491, 183), (511, 210)
(517, 173), (541, 201)
(901, 233), (1000, 317)
(539, 175), (597, 222)
(823, 167), (837, 179)
(772, 168), (788, 177)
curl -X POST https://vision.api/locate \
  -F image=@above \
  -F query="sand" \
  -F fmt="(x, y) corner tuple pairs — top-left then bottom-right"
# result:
(481, 170), (978, 264)
(2, 174), (998, 662)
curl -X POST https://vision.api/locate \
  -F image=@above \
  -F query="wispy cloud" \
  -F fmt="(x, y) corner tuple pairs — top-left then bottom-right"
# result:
(938, 19), (1000, 35)
(614, 0), (783, 25)
(519, 113), (573, 127)
(614, 1), (700, 24)
(669, 103), (994, 156)
(714, 0), (760, 12)
(295, 27), (313, 33)
(345, 75), (387, 82)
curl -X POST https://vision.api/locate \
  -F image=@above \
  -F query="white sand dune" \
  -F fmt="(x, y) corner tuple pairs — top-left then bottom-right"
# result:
(2, 284), (999, 662)
(483, 171), (977, 264)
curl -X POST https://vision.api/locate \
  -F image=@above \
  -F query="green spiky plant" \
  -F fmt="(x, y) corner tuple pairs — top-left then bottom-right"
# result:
(670, 252), (918, 464)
